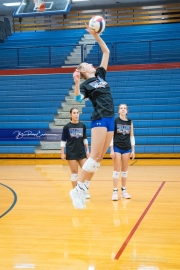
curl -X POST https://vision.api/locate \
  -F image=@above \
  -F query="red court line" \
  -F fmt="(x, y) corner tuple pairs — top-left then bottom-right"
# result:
(114, 181), (166, 260)
(108, 62), (180, 72)
(0, 62), (180, 75)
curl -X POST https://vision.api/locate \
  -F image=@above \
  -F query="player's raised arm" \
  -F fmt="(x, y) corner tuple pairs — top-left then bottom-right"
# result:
(85, 24), (110, 71)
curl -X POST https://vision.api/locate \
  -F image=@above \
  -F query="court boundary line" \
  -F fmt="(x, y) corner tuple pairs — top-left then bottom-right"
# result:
(0, 183), (17, 219)
(114, 181), (166, 260)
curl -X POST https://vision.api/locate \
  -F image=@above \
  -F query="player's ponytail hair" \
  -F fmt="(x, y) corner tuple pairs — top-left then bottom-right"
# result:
(118, 104), (129, 115)
(69, 107), (79, 121)
(77, 63), (87, 80)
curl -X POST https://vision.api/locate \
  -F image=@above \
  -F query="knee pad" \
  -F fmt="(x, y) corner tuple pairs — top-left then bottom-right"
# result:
(112, 171), (120, 179)
(82, 157), (100, 173)
(71, 174), (78, 182)
(121, 171), (128, 178)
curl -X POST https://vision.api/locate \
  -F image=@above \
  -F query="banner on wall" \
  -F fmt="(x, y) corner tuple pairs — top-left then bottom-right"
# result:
(0, 129), (62, 141)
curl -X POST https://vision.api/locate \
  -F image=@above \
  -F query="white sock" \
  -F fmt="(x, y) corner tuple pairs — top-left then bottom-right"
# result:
(76, 181), (87, 193)
(84, 180), (90, 189)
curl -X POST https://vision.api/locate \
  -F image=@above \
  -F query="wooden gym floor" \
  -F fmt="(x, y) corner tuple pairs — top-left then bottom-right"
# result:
(0, 158), (180, 270)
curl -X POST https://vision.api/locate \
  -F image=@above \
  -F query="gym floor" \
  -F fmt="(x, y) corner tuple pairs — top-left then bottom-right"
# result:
(0, 158), (180, 270)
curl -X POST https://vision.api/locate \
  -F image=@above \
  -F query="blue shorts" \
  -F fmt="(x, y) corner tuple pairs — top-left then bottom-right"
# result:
(114, 146), (131, 155)
(91, 117), (114, 132)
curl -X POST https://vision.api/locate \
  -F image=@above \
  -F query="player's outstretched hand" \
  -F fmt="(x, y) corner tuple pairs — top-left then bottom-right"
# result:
(85, 23), (98, 36)
(73, 69), (80, 84)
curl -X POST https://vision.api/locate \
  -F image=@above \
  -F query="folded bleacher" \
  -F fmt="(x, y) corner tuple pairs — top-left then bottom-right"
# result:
(0, 73), (73, 154)
(1, 23), (180, 68)
(0, 68), (180, 154)
(1, 24), (180, 155)
(85, 23), (180, 65)
(0, 29), (85, 68)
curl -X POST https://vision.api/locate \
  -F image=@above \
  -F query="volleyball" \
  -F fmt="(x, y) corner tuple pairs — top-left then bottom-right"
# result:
(89, 16), (106, 34)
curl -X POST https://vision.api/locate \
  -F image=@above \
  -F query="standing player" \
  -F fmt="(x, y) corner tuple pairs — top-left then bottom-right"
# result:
(61, 108), (92, 199)
(70, 25), (114, 209)
(110, 104), (135, 201)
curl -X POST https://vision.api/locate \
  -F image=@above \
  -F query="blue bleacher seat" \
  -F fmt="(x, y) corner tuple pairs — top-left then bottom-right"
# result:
(0, 73), (73, 154)
(1, 24), (180, 67)
(0, 68), (180, 154)
(85, 23), (180, 66)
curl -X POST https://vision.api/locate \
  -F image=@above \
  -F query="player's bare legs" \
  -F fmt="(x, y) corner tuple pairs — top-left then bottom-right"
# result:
(70, 127), (113, 208)
(67, 160), (79, 188)
(100, 130), (114, 159)
(112, 153), (121, 189)
(121, 153), (131, 199)
(78, 127), (113, 183)
(78, 159), (94, 198)
(111, 152), (131, 200)
(68, 159), (93, 195)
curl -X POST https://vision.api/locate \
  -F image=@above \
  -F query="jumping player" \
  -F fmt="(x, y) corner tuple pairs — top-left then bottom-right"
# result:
(110, 104), (135, 201)
(70, 25), (114, 209)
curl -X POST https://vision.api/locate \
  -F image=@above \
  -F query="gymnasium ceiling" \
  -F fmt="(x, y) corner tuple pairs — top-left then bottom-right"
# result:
(0, 0), (176, 16)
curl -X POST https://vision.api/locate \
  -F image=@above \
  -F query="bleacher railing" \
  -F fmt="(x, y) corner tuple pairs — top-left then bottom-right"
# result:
(113, 38), (180, 64)
(0, 44), (84, 68)
(0, 38), (180, 68)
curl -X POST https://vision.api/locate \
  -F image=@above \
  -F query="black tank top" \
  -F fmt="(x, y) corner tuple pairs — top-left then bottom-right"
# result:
(114, 117), (132, 150)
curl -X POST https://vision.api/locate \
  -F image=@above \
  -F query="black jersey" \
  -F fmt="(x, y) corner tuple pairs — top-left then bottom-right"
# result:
(114, 117), (132, 150)
(61, 122), (87, 160)
(80, 67), (114, 120)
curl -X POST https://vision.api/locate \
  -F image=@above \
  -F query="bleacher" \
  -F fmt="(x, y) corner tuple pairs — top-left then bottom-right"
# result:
(1, 67), (179, 155)
(85, 23), (180, 65)
(0, 23), (180, 155)
(0, 73), (73, 154)
(1, 23), (180, 68)
(80, 68), (180, 154)
(0, 29), (85, 68)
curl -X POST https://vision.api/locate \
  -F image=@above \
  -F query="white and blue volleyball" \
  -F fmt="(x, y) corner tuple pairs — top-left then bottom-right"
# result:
(89, 16), (106, 34)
